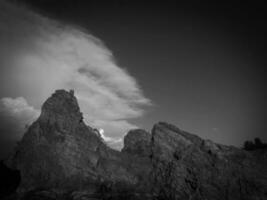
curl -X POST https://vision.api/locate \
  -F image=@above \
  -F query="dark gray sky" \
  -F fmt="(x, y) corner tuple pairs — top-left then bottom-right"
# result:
(2, 0), (267, 152)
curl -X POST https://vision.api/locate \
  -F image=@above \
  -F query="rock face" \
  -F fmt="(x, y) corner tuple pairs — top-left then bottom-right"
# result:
(150, 122), (267, 200)
(5, 90), (267, 200)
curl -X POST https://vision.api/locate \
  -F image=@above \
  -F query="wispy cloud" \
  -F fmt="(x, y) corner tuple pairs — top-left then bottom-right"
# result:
(0, 1), (151, 152)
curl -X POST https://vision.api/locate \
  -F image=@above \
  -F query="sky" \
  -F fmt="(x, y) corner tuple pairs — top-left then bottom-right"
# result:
(0, 0), (266, 158)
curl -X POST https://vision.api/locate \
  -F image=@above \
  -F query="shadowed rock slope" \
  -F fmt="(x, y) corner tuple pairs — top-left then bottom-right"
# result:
(5, 90), (267, 200)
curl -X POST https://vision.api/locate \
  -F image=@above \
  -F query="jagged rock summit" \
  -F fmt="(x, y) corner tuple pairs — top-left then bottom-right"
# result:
(5, 90), (267, 200)
(8, 90), (105, 191)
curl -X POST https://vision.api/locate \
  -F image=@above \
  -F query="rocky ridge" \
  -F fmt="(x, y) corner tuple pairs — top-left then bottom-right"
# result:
(4, 90), (267, 200)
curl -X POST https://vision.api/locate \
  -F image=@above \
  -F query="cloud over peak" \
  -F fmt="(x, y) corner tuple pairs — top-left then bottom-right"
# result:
(0, 0), (151, 153)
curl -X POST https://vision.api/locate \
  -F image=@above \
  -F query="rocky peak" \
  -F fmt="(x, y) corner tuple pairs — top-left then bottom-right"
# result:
(9, 90), (105, 191)
(39, 89), (83, 125)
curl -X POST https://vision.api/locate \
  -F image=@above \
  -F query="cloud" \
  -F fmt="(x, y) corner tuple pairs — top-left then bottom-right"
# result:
(0, 1), (151, 153)
(93, 120), (138, 149)
(0, 97), (40, 158)
(0, 97), (40, 136)
(98, 130), (124, 150)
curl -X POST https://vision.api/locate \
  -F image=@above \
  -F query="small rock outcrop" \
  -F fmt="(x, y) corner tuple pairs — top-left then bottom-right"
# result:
(122, 129), (151, 157)
(4, 90), (267, 200)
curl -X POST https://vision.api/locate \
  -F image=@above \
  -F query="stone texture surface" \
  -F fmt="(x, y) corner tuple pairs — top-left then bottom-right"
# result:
(150, 122), (267, 200)
(5, 90), (267, 200)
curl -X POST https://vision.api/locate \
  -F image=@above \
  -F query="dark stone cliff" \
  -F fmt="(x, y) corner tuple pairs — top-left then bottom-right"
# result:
(4, 90), (267, 200)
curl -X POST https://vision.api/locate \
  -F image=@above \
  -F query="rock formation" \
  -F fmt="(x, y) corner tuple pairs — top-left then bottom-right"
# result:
(150, 122), (267, 200)
(5, 90), (151, 199)
(4, 90), (267, 200)
(7, 90), (105, 191)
